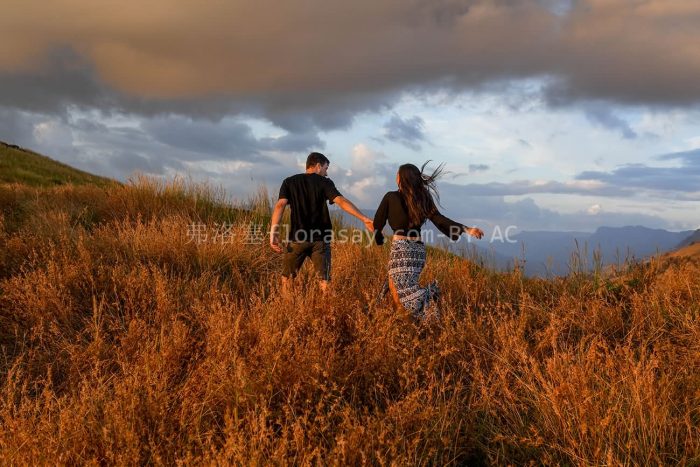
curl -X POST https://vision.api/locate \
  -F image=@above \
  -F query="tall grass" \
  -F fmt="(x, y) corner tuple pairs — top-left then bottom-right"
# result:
(0, 177), (698, 465)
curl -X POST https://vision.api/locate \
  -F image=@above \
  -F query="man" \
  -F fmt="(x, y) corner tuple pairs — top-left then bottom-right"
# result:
(270, 152), (374, 292)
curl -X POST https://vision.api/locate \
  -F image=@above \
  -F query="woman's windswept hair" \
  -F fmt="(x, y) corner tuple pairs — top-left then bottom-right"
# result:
(397, 161), (445, 226)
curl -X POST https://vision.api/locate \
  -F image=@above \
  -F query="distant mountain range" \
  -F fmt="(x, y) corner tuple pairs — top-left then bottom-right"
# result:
(677, 229), (700, 249)
(490, 226), (695, 276)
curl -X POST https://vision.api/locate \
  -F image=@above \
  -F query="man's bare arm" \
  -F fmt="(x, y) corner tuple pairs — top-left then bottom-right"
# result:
(333, 196), (374, 232)
(269, 198), (288, 252)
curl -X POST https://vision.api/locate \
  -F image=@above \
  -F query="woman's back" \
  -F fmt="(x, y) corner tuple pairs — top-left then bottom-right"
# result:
(373, 190), (466, 245)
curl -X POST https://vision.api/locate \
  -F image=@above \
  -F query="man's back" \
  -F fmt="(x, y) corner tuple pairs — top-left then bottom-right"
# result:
(278, 173), (341, 242)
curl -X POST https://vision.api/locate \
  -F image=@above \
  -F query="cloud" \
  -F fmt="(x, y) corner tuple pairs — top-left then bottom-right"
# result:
(382, 114), (426, 150)
(334, 170), (678, 232)
(449, 164), (491, 179)
(330, 144), (392, 205)
(332, 166), (664, 232)
(141, 116), (321, 163)
(452, 149), (700, 200)
(587, 203), (602, 215)
(439, 179), (631, 197)
(576, 148), (700, 196)
(468, 163), (490, 173)
(1, 0), (697, 232)
(657, 147), (700, 166)
(109, 151), (172, 175)
(2, 0), (700, 128)
(434, 184), (675, 231)
(0, 107), (45, 147)
(0, 108), (309, 191)
(0, 48), (114, 116)
(14, 112), (674, 233)
(583, 103), (637, 139)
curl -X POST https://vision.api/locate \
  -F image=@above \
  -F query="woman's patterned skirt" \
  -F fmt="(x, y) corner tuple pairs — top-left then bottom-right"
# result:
(388, 239), (440, 318)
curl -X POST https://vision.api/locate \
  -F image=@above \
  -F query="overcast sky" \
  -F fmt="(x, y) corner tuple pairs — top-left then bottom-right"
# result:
(1, 0), (699, 232)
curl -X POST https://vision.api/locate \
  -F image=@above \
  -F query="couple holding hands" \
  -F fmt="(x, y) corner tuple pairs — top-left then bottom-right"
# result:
(270, 152), (483, 319)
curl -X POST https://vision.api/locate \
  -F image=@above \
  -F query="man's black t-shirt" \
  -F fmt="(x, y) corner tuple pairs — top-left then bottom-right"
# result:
(278, 173), (342, 242)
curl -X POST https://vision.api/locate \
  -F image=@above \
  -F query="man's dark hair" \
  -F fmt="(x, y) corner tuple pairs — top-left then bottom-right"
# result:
(306, 152), (330, 169)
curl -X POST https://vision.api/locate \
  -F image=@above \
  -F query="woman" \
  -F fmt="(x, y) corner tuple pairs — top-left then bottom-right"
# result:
(373, 162), (484, 318)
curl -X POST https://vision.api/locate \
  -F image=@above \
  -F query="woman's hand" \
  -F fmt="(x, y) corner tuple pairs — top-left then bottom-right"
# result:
(464, 226), (484, 239)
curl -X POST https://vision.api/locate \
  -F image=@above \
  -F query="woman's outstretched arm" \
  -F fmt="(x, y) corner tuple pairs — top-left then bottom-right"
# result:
(429, 210), (483, 240)
(373, 193), (390, 245)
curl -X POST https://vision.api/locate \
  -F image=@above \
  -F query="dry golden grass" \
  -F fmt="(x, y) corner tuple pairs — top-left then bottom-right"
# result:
(0, 177), (698, 465)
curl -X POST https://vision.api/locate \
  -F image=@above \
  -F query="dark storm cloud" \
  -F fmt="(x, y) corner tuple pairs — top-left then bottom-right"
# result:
(382, 115), (427, 150)
(0, 107), (42, 147)
(109, 151), (173, 175)
(142, 118), (267, 161)
(141, 116), (324, 163)
(260, 132), (325, 153)
(2, 0), (700, 127)
(0, 48), (113, 116)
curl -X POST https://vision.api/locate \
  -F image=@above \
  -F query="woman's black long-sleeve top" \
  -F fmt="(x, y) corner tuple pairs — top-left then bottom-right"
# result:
(373, 191), (467, 246)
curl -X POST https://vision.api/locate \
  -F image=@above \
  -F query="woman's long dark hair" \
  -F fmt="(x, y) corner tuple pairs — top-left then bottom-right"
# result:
(397, 161), (445, 226)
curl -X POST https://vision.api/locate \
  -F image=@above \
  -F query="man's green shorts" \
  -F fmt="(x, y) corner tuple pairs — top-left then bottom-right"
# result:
(281, 240), (331, 281)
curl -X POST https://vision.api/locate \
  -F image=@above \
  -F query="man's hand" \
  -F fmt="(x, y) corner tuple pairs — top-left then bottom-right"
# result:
(465, 226), (484, 239)
(270, 230), (283, 253)
(334, 196), (375, 233)
(270, 199), (288, 253)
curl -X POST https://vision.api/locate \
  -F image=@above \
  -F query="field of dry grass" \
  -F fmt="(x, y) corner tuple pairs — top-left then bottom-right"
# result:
(0, 177), (698, 465)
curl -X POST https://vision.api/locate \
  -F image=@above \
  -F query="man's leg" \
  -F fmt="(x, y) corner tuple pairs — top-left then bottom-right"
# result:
(319, 280), (329, 293)
(281, 242), (310, 295)
(310, 241), (331, 293)
(281, 275), (293, 295)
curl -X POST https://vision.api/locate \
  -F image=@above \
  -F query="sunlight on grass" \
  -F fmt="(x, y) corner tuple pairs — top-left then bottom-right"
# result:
(0, 176), (698, 464)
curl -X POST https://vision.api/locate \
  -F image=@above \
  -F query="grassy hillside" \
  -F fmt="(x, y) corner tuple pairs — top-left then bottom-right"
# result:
(665, 242), (700, 262)
(0, 177), (698, 465)
(678, 229), (700, 249)
(0, 141), (118, 188)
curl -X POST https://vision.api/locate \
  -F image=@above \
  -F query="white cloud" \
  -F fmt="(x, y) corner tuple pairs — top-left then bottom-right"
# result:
(350, 143), (385, 176)
(341, 144), (389, 204)
(587, 204), (602, 215)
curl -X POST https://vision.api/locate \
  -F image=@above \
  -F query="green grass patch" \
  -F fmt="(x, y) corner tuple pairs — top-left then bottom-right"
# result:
(0, 141), (119, 188)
